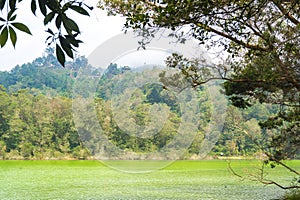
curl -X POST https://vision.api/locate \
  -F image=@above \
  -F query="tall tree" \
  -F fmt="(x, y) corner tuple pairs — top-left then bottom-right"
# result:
(99, 0), (300, 189)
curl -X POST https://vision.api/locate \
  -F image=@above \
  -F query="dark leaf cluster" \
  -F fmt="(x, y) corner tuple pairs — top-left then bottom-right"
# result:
(0, 0), (93, 66)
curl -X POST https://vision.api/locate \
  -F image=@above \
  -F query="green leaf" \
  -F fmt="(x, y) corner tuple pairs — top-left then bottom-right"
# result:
(44, 12), (55, 25)
(56, 44), (65, 67)
(46, 28), (54, 35)
(59, 36), (73, 58)
(11, 23), (32, 35)
(0, 0), (5, 11)
(45, 35), (52, 44)
(62, 15), (80, 33)
(70, 5), (90, 16)
(62, 2), (72, 12)
(55, 15), (62, 29)
(0, 26), (8, 47)
(65, 35), (81, 47)
(31, 0), (37, 15)
(46, 0), (60, 11)
(7, 9), (16, 21)
(0, 17), (5, 22)
(38, 0), (47, 16)
(9, 26), (17, 48)
(9, 14), (17, 21)
(9, 0), (16, 10)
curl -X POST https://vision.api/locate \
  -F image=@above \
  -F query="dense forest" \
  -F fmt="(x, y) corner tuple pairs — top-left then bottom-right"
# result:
(0, 49), (290, 160)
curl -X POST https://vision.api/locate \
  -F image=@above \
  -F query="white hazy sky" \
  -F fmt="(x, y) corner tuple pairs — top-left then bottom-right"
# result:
(0, 1), (227, 72)
(0, 0), (125, 71)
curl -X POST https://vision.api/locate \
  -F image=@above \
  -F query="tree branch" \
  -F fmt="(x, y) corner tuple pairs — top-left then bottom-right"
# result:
(273, 55), (300, 92)
(272, 1), (300, 26)
(228, 160), (300, 190)
(192, 77), (267, 87)
(228, 126), (300, 183)
(194, 22), (268, 51)
(245, 21), (264, 39)
(169, 76), (268, 94)
(264, 151), (300, 176)
(260, 179), (300, 190)
(241, 126), (300, 176)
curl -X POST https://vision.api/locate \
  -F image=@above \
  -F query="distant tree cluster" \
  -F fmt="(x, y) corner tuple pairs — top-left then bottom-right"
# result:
(0, 53), (281, 159)
(0, 48), (96, 97)
(0, 86), (91, 159)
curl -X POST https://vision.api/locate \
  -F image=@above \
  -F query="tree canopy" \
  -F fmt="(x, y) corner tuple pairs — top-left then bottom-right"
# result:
(99, 0), (300, 189)
(0, 56), (278, 160)
(99, 0), (299, 92)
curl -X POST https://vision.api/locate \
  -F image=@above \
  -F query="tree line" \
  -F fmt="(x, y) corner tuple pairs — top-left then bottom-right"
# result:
(0, 53), (288, 160)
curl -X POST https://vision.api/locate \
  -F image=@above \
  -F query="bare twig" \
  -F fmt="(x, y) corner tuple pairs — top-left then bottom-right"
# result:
(228, 161), (300, 189)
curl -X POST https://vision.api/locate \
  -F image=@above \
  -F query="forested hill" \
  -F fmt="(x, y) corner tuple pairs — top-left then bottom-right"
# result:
(0, 48), (101, 97)
(0, 50), (285, 160)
